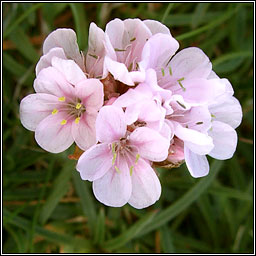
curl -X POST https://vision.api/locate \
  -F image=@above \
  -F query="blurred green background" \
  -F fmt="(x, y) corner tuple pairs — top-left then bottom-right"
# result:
(3, 2), (253, 253)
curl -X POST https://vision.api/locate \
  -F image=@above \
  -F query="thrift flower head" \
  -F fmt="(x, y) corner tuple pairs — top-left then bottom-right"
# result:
(20, 18), (242, 209)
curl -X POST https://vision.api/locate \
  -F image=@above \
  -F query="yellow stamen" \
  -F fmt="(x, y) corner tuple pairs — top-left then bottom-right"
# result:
(115, 166), (121, 173)
(60, 119), (67, 125)
(135, 154), (140, 164)
(76, 103), (82, 109)
(75, 117), (80, 124)
(52, 108), (58, 115)
(112, 153), (117, 165)
(58, 96), (66, 102)
(129, 166), (134, 176)
(112, 143), (116, 154)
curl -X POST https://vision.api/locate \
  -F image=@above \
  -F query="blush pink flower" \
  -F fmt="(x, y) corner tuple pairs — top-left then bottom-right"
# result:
(20, 57), (103, 153)
(76, 105), (170, 209)
(102, 18), (179, 85)
(36, 23), (106, 79)
(140, 45), (242, 177)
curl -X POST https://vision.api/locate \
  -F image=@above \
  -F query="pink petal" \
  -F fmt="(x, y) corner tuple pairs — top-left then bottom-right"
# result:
(128, 158), (161, 209)
(96, 106), (127, 143)
(169, 47), (212, 80)
(43, 28), (84, 71)
(174, 123), (214, 155)
(35, 112), (74, 153)
(76, 143), (113, 181)
(184, 146), (209, 178)
(104, 56), (134, 85)
(72, 113), (97, 151)
(92, 158), (132, 207)
(208, 121), (238, 160)
(129, 127), (170, 162)
(34, 67), (75, 98)
(177, 78), (226, 105)
(209, 96), (242, 129)
(86, 22), (105, 77)
(140, 33), (179, 70)
(143, 19), (171, 35)
(51, 57), (87, 86)
(36, 47), (66, 76)
(75, 79), (103, 112)
(20, 93), (58, 131)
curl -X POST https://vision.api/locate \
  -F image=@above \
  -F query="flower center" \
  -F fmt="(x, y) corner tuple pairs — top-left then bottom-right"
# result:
(111, 137), (140, 176)
(51, 97), (86, 125)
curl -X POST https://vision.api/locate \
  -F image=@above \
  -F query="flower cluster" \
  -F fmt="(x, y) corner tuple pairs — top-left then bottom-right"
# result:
(20, 18), (242, 209)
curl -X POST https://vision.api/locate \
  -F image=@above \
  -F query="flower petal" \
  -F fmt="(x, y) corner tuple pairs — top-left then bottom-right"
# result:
(72, 113), (97, 151)
(92, 159), (132, 207)
(36, 47), (66, 76)
(43, 28), (84, 70)
(140, 33), (179, 70)
(104, 56), (134, 85)
(35, 112), (74, 153)
(51, 57), (87, 86)
(177, 78), (226, 105)
(86, 22), (105, 78)
(75, 79), (103, 112)
(34, 67), (75, 97)
(209, 96), (242, 129)
(184, 146), (209, 178)
(129, 127), (170, 161)
(128, 158), (161, 209)
(20, 93), (58, 131)
(96, 106), (127, 143)
(169, 47), (212, 80)
(143, 19), (170, 35)
(174, 123), (214, 155)
(76, 143), (112, 181)
(208, 121), (238, 160)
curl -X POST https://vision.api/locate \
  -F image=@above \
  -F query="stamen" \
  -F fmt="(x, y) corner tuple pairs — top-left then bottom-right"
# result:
(135, 154), (140, 164)
(112, 153), (117, 165)
(58, 96), (66, 102)
(114, 48), (126, 52)
(75, 117), (80, 124)
(112, 143), (116, 154)
(161, 68), (165, 76)
(211, 114), (216, 118)
(129, 166), (134, 176)
(52, 108), (58, 115)
(177, 77), (186, 91)
(60, 119), (67, 125)
(130, 37), (136, 42)
(115, 166), (121, 173)
(169, 66), (173, 75)
(76, 103), (82, 109)
(176, 101), (186, 109)
(196, 121), (203, 125)
(88, 53), (98, 59)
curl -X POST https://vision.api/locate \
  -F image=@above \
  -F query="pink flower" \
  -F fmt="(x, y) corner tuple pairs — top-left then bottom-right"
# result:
(76, 105), (170, 209)
(20, 57), (104, 153)
(103, 18), (179, 85)
(36, 24), (106, 79)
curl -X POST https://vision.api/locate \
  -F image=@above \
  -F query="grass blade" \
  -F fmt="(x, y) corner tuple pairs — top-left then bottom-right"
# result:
(39, 160), (75, 224)
(72, 171), (96, 233)
(69, 3), (88, 50)
(102, 210), (157, 251)
(136, 160), (223, 237)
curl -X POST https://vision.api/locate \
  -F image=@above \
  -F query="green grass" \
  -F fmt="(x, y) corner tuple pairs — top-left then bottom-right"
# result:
(3, 3), (253, 253)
